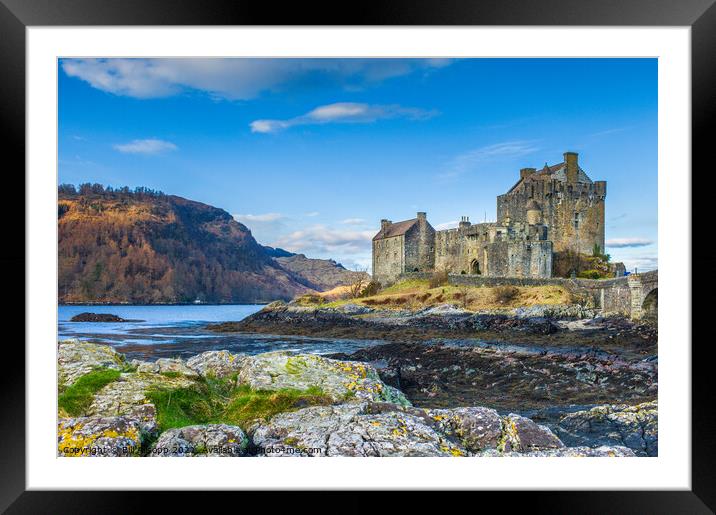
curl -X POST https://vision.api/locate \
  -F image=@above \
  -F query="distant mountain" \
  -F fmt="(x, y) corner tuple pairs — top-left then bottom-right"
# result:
(274, 254), (370, 292)
(58, 184), (369, 304)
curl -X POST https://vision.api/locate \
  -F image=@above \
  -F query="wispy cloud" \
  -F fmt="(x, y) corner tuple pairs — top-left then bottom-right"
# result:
(272, 224), (374, 256)
(435, 220), (459, 230)
(341, 218), (366, 225)
(606, 237), (653, 248)
(250, 102), (437, 133)
(113, 139), (177, 155)
(61, 58), (453, 100)
(304, 211), (320, 217)
(439, 140), (540, 179)
(234, 212), (285, 223)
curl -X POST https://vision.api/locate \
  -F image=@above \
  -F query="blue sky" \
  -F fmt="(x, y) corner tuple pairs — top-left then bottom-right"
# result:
(58, 58), (658, 272)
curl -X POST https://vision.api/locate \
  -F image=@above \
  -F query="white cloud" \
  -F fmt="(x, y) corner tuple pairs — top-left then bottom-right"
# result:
(113, 139), (177, 155)
(272, 224), (374, 256)
(439, 141), (540, 179)
(304, 211), (320, 217)
(341, 218), (366, 225)
(233, 212), (285, 223)
(61, 58), (453, 100)
(435, 220), (459, 230)
(605, 237), (653, 248)
(251, 102), (437, 133)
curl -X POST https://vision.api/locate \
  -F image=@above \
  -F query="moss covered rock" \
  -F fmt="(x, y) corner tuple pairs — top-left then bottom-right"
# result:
(237, 351), (410, 406)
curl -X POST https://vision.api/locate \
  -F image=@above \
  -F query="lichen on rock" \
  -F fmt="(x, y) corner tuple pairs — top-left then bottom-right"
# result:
(57, 415), (145, 457)
(58, 339), (127, 388)
(250, 403), (465, 457)
(186, 350), (245, 379)
(237, 351), (411, 406)
(136, 358), (199, 378)
(151, 424), (249, 457)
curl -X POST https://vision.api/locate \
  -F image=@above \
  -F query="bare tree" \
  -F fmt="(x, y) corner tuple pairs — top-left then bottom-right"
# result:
(348, 266), (369, 299)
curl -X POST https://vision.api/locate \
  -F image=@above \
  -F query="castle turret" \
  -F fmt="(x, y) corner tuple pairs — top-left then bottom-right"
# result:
(564, 151), (579, 183)
(526, 200), (542, 225)
(458, 216), (470, 231)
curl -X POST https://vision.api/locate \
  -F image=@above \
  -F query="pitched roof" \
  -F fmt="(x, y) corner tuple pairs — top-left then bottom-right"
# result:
(373, 218), (418, 241)
(506, 161), (592, 193)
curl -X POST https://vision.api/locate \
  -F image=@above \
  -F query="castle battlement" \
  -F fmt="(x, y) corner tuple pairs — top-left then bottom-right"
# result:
(372, 152), (606, 284)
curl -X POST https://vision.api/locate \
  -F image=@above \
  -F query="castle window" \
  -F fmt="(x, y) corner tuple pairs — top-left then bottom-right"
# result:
(574, 212), (579, 229)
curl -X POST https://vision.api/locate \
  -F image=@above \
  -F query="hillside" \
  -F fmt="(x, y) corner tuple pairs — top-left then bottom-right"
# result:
(58, 185), (313, 304)
(274, 254), (369, 291)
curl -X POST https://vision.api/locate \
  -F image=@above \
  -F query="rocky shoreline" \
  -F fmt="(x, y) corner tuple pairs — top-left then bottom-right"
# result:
(57, 338), (656, 457)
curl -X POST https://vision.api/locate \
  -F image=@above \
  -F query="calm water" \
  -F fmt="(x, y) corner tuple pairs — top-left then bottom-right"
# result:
(58, 305), (385, 361)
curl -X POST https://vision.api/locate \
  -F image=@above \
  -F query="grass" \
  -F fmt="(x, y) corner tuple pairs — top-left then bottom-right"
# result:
(304, 279), (573, 312)
(146, 377), (333, 432)
(58, 368), (121, 416)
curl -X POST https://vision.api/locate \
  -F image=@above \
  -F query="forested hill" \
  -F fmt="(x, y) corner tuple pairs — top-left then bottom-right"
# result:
(58, 184), (314, 304)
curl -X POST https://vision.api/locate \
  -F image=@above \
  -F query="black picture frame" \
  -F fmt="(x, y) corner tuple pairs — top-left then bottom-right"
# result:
(1, 0), (711, 512)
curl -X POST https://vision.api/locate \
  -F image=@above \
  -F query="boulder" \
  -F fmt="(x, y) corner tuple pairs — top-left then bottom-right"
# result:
(237, 351), (411, 406)
(556, 400), (657, 456)
(58, 340), (126, 388)
(480, 445), (636, 457)
(186, 350), (245, 379)
(250, 403), (466, 457)
(151, 424), (249, 457)
(88, 371), (196, 421)
(499, 413), (565, 452)
(136, 358), (199, 378)
(57, 415), (144, 457)
(427, 406), (504, 452)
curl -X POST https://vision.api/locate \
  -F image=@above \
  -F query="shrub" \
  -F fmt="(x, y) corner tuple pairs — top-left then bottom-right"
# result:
(429, 270), (449, 288)
(295, 294), (325, 306)
(360, 281), (381, 297)
(492, 285), (520, 304)
(577, 269), (605, 280)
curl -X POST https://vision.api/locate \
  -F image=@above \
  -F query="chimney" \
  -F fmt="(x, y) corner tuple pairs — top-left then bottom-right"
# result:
(417, 211), (426, 222)
(459, 215), (470, 230)
(381, 219), (391, 231)
(564, 151), (579, 183)
(520, 167), (536, 180)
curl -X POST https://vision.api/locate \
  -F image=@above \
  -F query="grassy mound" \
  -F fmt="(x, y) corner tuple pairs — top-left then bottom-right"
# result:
(146, 377), (333, 432)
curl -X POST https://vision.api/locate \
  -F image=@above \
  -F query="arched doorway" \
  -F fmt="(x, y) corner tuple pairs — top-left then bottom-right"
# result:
(470, 259), (481, 275)
(642, 288), (657, 318)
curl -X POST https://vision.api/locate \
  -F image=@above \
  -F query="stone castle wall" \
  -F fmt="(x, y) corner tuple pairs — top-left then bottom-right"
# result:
(372, 235), (405, 285)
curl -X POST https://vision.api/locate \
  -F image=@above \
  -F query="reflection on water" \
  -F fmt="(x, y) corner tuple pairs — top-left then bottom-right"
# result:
(58, 305), (386, 361)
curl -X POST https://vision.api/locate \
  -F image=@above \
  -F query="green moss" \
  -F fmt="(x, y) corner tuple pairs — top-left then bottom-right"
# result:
(58, 368), (121, 416)
(146, 378), (332, 433)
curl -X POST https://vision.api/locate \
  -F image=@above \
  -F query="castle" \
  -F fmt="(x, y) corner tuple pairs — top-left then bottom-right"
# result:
(372, 152), (606, 284)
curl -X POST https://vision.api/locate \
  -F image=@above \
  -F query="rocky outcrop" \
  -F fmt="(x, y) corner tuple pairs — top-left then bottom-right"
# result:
(250, 403), (466, 457)
(151, 424), (249, 457)
(237, 351), (411, 406)
(58, 339), (127, 388)
(480, 445), (635, 457)
(136, 358), (199, 378)
(186, 350), (245, 379)
(69, 312), (130, 322)
(250, 402), (576, 457)
(555, 400), (658, 456)
(88, 371), (196, 420)
(58, 415), (145, 457)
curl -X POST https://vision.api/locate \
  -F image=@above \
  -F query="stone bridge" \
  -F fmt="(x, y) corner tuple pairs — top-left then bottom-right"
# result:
(626, 270), (658, 320)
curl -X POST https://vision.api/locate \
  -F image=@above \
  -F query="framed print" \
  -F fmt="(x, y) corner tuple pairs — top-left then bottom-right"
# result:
(2, 0), (713, 512)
